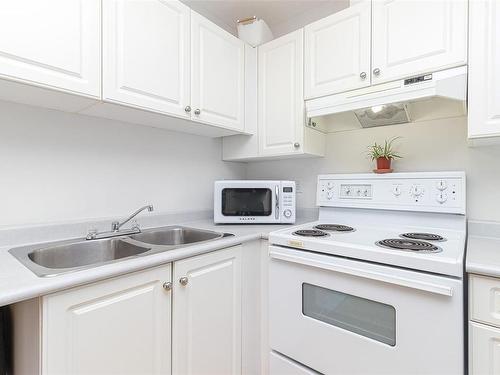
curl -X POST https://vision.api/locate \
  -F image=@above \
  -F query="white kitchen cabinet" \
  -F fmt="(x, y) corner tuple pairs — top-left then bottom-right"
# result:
(258, 29), (324, 158)
(173, 245), (242, 375)
(304, 1), (371, 99)
(223, 31), (325, 161)
(42, 265), (172, 375)
(371, 0), (468, 84)
(103, 0), (190, 117)
(468, 0), (500, 142)
(469, 274), (500, 375)
(191, 11), (245, 131)
(470, 321), (500, 374)
(259, 29), (303, 156)
(222, 45), (260, 160)
(0, 0), (100, 98)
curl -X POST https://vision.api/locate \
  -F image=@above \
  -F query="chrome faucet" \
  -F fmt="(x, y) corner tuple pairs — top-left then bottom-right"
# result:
(111, 205), (154, 232)
(86, 204), (154, 240)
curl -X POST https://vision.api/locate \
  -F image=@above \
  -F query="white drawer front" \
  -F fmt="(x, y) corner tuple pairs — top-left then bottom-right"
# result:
(470, 321), (500, 375)
(270, 351), (319, 375)
(470, 275), (500, 327)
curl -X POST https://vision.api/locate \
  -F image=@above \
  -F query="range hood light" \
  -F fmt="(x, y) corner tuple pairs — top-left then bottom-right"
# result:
(354, 103), (411, 128)
(371, 105), (385, 114)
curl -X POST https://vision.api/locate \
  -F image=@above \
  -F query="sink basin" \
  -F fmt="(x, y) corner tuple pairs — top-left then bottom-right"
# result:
(130, 226), (223, 246)
(10, 238), (151, 277)
(28, 238), (150, 269)
(9, 226), (229, 277)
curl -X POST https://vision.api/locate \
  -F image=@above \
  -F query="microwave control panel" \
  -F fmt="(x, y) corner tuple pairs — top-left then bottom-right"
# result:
(280, 181), (296, 223)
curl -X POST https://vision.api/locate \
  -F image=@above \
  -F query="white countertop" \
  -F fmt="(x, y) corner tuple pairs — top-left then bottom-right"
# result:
(467, 220), (500, 278)
(0, 212), (316, 307)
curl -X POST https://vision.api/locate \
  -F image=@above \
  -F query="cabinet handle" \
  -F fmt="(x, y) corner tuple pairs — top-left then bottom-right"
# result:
(162, 282), (172, 291)
(194, 109), (201, 115)
(373, 68), (381, 76)
(179, 277), (189, 286)
(184, 106), (191, 113)
(293, 142), (300, 148)
(359, 72), (367, 80)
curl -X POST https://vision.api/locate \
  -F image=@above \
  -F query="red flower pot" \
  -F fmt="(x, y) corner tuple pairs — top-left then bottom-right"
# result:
(376, 157), (392, 170)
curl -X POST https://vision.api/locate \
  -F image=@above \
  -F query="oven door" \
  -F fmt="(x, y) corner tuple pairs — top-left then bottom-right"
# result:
(214, 182), (280, 223)
(268, 246), (464, 375)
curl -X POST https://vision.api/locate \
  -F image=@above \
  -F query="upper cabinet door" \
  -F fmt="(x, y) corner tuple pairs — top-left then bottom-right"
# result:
(258, 29), (304, 156)
(191, 11), (245, 131)
(371, 0), (468, 84)
(304, 1), (371, 99)
(103, 0), (190, 117)
(0, 0), (100, 97)
(468, 0), (500, 139)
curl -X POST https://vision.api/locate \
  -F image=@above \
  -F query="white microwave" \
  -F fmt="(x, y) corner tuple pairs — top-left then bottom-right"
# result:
(214, 180), (296, 224)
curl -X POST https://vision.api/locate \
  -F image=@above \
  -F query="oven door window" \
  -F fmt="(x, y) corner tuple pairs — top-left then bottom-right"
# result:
(222, 188), (273, 216)
(302, 283), (396, 346)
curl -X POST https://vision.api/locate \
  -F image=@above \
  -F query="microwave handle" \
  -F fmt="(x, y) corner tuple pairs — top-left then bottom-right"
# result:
(275, 186), (279, 220)
(269, 248), (453, 297)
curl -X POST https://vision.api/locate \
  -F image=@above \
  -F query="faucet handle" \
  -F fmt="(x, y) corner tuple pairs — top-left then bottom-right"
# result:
(86, 228), (98, 240)
(111, 221), (120, 231)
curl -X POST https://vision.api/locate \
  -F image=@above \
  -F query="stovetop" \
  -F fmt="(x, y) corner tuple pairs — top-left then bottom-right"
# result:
(269, 216), (466, 277)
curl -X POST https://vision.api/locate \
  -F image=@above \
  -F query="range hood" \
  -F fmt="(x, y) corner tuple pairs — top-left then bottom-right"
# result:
(306, 66), (467, 132)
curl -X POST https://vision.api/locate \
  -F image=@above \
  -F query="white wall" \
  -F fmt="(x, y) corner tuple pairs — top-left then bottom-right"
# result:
(0, 101), (245, 227)
(246, 117), (500, 222)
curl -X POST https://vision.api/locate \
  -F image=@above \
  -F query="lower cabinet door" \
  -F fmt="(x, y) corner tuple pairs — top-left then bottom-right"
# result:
(42, 265), (172, 375)
(470, 321), (500, 375)
(173, 246), (242, 375)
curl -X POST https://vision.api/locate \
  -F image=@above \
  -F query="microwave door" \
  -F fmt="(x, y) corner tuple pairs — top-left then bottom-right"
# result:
(221, 187), (275, 219)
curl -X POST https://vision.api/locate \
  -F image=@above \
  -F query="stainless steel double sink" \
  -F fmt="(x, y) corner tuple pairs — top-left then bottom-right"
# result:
(9, 226), (231, 277)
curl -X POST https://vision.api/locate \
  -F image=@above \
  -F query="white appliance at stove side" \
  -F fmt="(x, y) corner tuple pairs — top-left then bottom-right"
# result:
(268, 245), (464, 375)
(316, 171), (466, 214)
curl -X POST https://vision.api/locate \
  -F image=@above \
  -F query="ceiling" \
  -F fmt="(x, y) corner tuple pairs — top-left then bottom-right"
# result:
(181, 0), (350, 38)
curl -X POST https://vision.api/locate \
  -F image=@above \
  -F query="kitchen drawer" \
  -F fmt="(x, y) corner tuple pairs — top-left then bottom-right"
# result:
(269, 351), (319, 375)
(470, 321), (500, 375)
(470, 274), (500, 327)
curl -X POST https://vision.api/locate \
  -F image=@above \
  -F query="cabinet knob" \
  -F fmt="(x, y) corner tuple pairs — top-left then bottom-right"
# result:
(162, 281), (172, 291)
(360, 72), (367, 80)
(373, 68), (381, 76)
(194, 109), (201, 115)
(179, 277), (189, 286)
(293, 142), (300, 148)
(184, 106), (191, 113)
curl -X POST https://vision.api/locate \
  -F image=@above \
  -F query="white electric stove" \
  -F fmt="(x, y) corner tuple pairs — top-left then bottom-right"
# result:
(268, 172), (467, 375)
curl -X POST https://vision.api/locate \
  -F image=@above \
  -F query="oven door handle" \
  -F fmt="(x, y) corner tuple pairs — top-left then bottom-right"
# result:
(269, 249), (454, 297)
(275, 186), (279, 220)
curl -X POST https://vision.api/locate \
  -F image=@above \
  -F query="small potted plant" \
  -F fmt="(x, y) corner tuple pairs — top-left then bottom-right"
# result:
(367, 137), (402, 173)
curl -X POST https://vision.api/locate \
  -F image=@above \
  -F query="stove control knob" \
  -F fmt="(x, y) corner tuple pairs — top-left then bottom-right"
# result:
(326, 182), (334, 190)
(436, 180), (447, 191)
(410, 185), (424, 197)
(436, 192), (448, 204)
(393, 185), (402, 196)
(327, 191), (334, 200)
(283, 209), (292, 218)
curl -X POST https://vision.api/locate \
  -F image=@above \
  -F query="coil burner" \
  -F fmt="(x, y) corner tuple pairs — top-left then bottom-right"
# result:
(314, 224), (355, 232)
(376, 239), (442, 253)
(400, 233), (445, 242)
(292, 229), (329, 237)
